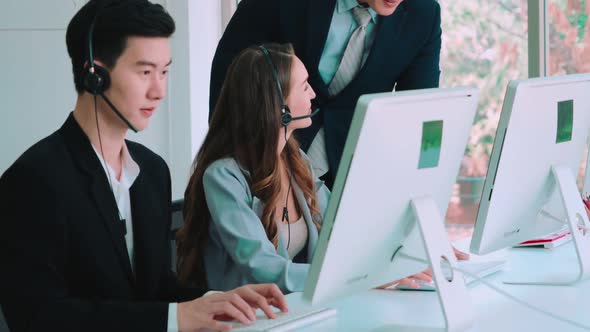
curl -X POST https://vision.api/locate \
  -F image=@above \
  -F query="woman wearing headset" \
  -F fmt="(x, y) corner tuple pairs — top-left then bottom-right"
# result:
(176, 44), (436, 293)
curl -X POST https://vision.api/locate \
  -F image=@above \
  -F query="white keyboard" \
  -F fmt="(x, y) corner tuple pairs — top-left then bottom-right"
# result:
(230, 307), (337, 332)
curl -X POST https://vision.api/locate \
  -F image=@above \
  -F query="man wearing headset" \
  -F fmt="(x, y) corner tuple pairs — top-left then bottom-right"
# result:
(0, 1), (286, 331)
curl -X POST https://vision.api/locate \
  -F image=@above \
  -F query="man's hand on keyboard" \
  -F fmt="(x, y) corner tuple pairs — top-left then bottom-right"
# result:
(177, 283), (288, 331)
(223, 284), (290, 320)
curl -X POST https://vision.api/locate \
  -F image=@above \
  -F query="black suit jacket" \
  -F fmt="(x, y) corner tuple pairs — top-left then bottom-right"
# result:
(209, 0), (441, 176)
(0, 114), (206, 332)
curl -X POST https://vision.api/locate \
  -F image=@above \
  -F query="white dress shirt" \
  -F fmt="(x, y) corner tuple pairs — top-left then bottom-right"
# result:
(92, 143), (178, 331)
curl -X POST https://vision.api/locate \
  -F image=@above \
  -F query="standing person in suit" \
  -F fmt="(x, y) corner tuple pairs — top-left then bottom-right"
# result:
(209, 0), (442, 188)
(177, 43), (434, 293)
(0, 1), (286, 331)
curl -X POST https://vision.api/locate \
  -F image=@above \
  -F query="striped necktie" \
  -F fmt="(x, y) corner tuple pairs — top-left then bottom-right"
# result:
(328, 6), (372, 95)
(307, 6), (373, 178)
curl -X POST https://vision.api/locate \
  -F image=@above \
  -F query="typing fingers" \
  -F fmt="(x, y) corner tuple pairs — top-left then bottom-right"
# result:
(243, 284), (288, 315)
(261, 284), (288, 313)
(226, 292), (257, 321)
(397, 277), (420, 289)
(453, 246), (470, 260)
(211, 301), (252, 325)
(244, 287), (277, 319)
(411, 271), (433, 283)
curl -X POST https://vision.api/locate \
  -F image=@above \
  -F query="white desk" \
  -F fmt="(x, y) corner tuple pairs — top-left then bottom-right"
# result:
(282, 240), (590, 331)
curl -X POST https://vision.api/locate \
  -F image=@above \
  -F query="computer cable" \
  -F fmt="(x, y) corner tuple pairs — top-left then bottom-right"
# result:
(94, 95), (127, 235)
(399, 252), (590, 331)
(282, 126), (292, 250)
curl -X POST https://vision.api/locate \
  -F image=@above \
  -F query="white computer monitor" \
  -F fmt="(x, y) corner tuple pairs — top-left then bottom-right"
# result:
(303, 87), (479, 331)
(581, 135), (590, 195)
(470, 74), (590, 285)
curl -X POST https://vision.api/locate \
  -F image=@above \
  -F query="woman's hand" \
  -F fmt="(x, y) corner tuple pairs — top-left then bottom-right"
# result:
(376, 268), (433, 290)
(376, 246), (469, 290)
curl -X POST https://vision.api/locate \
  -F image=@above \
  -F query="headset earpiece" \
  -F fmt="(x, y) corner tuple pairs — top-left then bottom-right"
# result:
(281, 106), (292, 127)
(83, 2), (111, 97)
(82, 64), (111, 95)
(258, 46), (294, 128)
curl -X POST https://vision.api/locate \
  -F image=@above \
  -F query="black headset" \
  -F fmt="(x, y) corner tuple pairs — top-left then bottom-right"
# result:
(258, 45), (320, 127)
(83, 1), (139, 238)
(82, 18), (110, 96)
(82, 1), (139, 133)
(258, 46), (293, 127)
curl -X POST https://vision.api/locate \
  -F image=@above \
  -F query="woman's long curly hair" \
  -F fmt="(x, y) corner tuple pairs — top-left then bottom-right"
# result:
(176, 43), (321, 287)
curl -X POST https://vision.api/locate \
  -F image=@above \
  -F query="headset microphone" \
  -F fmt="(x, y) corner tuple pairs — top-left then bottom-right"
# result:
(289, 107), (320, 122)
(99, 92), (139, 133)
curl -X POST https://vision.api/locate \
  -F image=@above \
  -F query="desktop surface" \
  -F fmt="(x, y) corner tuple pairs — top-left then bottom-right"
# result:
(283, 240), (590, 331)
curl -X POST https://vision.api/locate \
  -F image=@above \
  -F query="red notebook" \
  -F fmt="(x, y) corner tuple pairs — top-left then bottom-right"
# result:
(516, 228), (572, 249)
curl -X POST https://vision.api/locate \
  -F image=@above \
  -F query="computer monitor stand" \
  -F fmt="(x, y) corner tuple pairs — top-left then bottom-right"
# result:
(503, 165), (590, 285)
(390, 196), (474, 332)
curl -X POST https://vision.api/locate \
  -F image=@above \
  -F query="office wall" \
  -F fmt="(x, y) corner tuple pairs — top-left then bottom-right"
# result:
(1, 0), (79, 176)
(167, 0), (222, 198)
(0, 0), (221, 199)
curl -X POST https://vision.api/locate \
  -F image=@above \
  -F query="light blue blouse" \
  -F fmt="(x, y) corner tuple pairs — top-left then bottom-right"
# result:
(202, 152), (330, 293)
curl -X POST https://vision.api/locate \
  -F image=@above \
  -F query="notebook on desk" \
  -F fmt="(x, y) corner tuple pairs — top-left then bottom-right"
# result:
(515, 226), (572, 249)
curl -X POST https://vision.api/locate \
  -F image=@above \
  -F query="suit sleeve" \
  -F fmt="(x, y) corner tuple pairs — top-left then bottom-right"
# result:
(395, 2), (442, 91)
(0, 164), (173, 332)
(203, 163), (309, 293)
(209, 0), (279, 119)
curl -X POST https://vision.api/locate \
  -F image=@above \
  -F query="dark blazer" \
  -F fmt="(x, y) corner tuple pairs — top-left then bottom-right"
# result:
(209, 0), (441, 178)
(0, 114), (206, 332)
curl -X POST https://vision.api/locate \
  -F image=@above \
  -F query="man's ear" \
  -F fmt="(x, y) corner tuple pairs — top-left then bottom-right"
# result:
(93, 59), (107, 68)
(94, 59), (106, 68)
(84, 56), (107, 69)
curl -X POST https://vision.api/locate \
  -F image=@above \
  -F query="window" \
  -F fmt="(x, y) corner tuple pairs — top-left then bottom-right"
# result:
(548, 0), (590, 75)
(440, 0), (528, 240)
(546, 0), (589, 191)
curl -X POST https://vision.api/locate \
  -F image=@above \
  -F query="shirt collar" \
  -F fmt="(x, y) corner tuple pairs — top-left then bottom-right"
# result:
(92, 142), (140, 189)
(337, 0), (378, 23)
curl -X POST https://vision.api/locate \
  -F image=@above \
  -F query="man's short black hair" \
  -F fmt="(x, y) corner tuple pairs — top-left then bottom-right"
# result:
(66, 0), (175, 94)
